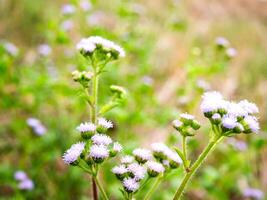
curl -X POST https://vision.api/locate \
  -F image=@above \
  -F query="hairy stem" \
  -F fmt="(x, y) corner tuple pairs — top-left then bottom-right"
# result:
(173, 136), (223, 200)
(94, 176), (109, 200)
(144, 175), (163, 200)
(91, 61), (99, 200)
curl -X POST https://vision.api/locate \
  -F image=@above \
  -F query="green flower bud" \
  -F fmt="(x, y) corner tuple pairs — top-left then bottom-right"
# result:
(191, 120), (201, 130)
(110, 85), (127, 99)
(180, 113), (195, 126)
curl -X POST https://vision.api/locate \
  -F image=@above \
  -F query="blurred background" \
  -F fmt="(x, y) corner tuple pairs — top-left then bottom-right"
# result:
(0, 0), (267, 199)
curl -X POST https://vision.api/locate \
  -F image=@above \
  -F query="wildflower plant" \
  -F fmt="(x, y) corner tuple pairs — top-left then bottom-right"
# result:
(62, 36), (260, 200)
(62, 36), (126, 200)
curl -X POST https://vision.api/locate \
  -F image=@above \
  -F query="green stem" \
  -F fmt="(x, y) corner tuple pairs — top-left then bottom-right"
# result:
(182, 136), (189, 170)
(94, 176), (109, 200)
(173, 136), (224, 200)
(144, 175), (163, 200)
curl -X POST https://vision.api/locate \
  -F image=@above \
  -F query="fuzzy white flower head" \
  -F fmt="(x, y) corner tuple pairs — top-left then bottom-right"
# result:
(238, 100), (259, 115)
(18, 179), (34, 190)
(133, 148), (152, 162)
(14, 171), (28, 181)
(38, 44), (51, 56)
(222, 115), (237, 129)
(200, 91), (227, 113)
(122, 178), (140, 193)
(61, 4), (76, 15)
(121, 155), (134, 164)
(76, 38), (96, 53)
(60, 20), (74, 31)
(244, 116), (260, 133)
(151, 142), (169, 154)
(127, 163), (146, 181)
(165, 149), (182, 164)
(89, 144), (109, 159)
(79, 0), (92, 11)
(34, 124), (47, 136)
(4, 42), (19, 56)
(62, 142), (85, 165)
(226, 102), (247, 117)
(98, 117), (113, 129)
(112, 165), (128, 175)
(212, 113), (221, 120)
(91, 134), (112, 146)
(146, 161), (165, 173)
(88, 36), (125, 57)
(180, 113), (195, 120)
(76, 122), (96, 132)
(113, 142), (123, 152)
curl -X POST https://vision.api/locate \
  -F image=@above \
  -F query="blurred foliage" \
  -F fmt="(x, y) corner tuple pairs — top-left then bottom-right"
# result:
(0, 0), (266, 199)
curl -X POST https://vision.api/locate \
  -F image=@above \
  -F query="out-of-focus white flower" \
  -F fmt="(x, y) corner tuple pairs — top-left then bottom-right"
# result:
(180, 113), (195, 120)
(142, 76), (154, 86)
(196, 79), (211, 91)
(165, 149), (182, 164)
(215, 37), (230, 48)
(60, 20), (74, 31)
(113, 142), (123, 152)
(91, 134), (112, 146)
(243, 188), (264, 200)
(238, 100), (259, 114)
(62, 142), (85, 165)
(89, 145), (109, 161)
(122, 178), (140, 193)
(26, 118), (47, 136)
(121, 155), (134, 164)
(80, 0), (91, 11)
(127, 163), (146, 181)
(76, 122), (96, 133)
(61, 4), (76, 15)
(133, 148), (152, 163)
(38, 44), (52, 56)
(226, 47), (237, 58)
(4, 42), (19, 56)
(18, 179), (34, 190)
(14, 171), (28, 181)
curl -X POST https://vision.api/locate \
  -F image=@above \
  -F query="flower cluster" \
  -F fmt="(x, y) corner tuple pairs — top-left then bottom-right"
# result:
(215, 36), (237, 59)
(172, 113), (201, 137)
(112, 143), (182, 195)
(27, 118), (47, 136)
(200, 91), (260, 136)
(76, 36), (125, 59)
(63, 117), (122, 166)
(14, 170), (34, 191)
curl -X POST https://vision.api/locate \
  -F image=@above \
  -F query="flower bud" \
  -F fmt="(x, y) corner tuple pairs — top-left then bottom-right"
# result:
(180, 113), (195, 126)
(172, 119), (184, 132)
(109, 142), (122, 157)
(110, 85), (127, 99)
(191, 120), (201, 130)
(211, 113), (221, 124)
(233, 123), (244, 134)
(112, 165), (128, 181)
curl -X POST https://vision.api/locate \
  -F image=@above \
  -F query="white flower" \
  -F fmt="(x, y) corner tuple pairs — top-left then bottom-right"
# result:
(165, 149), (182, 164)
(212, 113), (221, 120)
(113, 142), (123, 152)
(172, 119), (183, 129)
(38, 44), (51, 56)
(27, 118), (41, 127)
(91, 134), (112, 146)
(133, 148), (152, 162)
(238, 100), (259, 114)
(26, 118), (46, 136)
(180, 113), (195, 120)
(62, 142), (85, 165)
(34, 125), (47, 136)
(127, 163), (146, 181)
(222, 115), (237, 129)
(18, 179), (34, 190)
(122, 178), (140, 193)
(61, 4), (76, 15)
(226, 102), (247, 117)
(98, 117), (113, 129)
(200, 91), (227, 113)
(121, 155), (134, 164)
(151, 143), (169, 154)
(146, 161), (165, 173)
(244, 116), (260, 133)
(76, 36), (125, 57)
(14, 171), (28, 181)
(89, 144), (109, 159)
(215, 37), (230, 47)
(79, 0), (92, 11)
(60, 20), (74, 31)
(112, 165), (128, 175)
(4, 42), (19, 56)
(76, 38), (96, 53)
(226, 48), (237, 58)
(76, 122), (96, 133)
(196, 79), (211, 91)
(202, 91), (223, 101)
